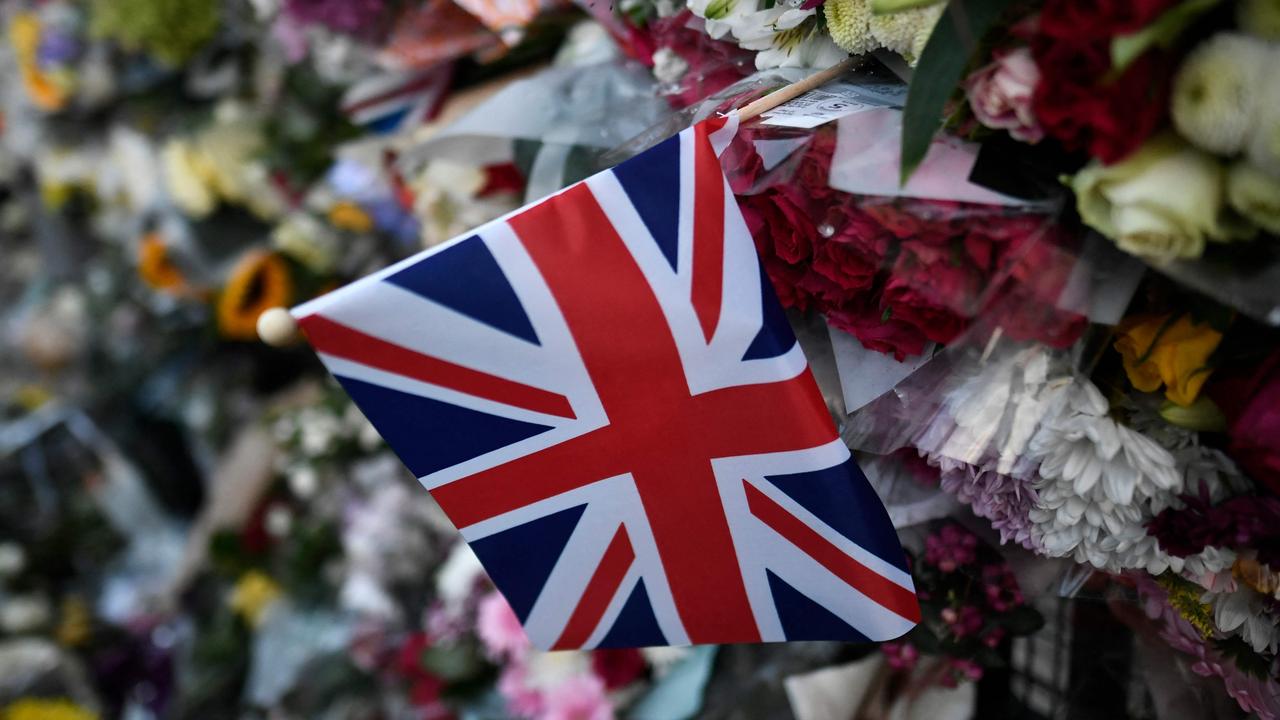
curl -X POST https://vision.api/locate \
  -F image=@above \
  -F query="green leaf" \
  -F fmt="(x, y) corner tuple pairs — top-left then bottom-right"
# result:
(1111, 0), (1222, 72)
(871, 0), (945, 12)
(420, 644), (486, 681)
(900, 0), (1016, 183)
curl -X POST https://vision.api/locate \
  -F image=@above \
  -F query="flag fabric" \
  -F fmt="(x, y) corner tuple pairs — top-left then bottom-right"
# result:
(341, 66), (453, 134)
(292, 114), (919, 649)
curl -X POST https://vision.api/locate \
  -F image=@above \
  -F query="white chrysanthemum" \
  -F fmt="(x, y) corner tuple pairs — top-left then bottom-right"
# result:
(1026, 379), (1186, 574)
(823, 0), (875, 55)
(1208, 587), (1280, 654)
(1238, 0), (1280, 40)
(1171, 33), (1268, 155)
(868, 1), (943, 64)
(1228, 160), (1280, 233)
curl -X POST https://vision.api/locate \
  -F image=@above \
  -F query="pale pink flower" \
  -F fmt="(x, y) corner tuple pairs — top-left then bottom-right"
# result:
(542, 674), (613, 720)
(476, 591), (530, 661)
(964, 47), (1044, 143)
(498, 664), (545, 719)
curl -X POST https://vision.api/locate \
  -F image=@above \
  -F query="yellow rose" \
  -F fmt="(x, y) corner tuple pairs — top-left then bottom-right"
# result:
(1114, 314), (1224, 406)
(1071, 134), (1251, 262)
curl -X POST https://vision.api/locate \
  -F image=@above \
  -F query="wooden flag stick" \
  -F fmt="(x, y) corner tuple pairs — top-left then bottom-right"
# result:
(735, 56), (859, 121)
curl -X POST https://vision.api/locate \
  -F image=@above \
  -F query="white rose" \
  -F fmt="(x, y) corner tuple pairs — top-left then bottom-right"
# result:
(1227, 161), (1280, 234)
(1071, 133), (1250, 262)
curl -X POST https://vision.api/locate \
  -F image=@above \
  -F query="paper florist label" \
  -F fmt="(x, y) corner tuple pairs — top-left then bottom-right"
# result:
(760, 81), (907, 129)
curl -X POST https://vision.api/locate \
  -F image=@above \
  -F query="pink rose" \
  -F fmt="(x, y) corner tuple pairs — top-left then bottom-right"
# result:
(964, 47), (1045, 143)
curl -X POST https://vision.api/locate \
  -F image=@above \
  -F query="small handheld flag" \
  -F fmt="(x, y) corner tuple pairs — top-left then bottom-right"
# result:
(292, 112), (919, 649)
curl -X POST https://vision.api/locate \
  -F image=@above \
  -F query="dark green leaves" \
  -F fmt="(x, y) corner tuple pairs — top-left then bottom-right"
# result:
(899, 0), (1016, 182)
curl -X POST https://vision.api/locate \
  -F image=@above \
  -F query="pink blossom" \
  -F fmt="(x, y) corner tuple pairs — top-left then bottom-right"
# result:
(964, 48), (1044, 143)
(924, 524), (978, 572)
(476, 592), (530, 661)
(882, 641), (919, 670)
(498, 664), (544, 719)
(542, 674), (613, 720)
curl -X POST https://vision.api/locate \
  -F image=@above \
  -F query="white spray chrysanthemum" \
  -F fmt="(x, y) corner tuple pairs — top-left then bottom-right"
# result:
(1171, 33), (1268, 155)
(823, 0), (940, 64)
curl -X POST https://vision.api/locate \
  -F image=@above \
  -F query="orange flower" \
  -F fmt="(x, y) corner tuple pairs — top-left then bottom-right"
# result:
(137, 233), (188, 294)
(1114, 313), (1224, 407)
(327, 201), (374, 233)
(216, 251), (293, 340)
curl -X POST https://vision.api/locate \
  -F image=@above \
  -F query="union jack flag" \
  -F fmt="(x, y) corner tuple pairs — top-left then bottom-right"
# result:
(293, 115), (919, 648)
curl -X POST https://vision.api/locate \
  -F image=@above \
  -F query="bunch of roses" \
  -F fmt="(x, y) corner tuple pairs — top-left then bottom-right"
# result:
(734, 127), (1086, 361)
(887, 523), (1042, 686)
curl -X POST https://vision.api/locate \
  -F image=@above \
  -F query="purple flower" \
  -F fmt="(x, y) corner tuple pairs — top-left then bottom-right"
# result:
(937, 460), (1041, 551)
(284, 0), (388, 37)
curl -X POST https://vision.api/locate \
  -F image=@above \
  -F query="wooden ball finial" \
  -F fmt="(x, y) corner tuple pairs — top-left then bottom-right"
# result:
(257, 307), (300, 347)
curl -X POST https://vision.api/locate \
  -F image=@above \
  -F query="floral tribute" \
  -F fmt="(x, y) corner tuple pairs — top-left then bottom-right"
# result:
(1, 0), (1280, 717)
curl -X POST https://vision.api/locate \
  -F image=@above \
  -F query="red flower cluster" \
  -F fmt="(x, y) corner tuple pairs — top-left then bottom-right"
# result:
(1030, 0), (1176, 163)
(644, 12), (755, 108)
(735, 130), (1086, 360)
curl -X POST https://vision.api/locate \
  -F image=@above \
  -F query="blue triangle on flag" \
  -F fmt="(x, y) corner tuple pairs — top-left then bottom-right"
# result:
(387, 236), (541, 345)
(743, 262), (797, 361)
(612, 134), (680, 271)
(764, 462), (909, 573)
(767, 570), (870, 643)
(334, 375), (552, 479)
(366, 108), (410, 134)
(598, 579), (667, 648)
(469, 504), (587, 623)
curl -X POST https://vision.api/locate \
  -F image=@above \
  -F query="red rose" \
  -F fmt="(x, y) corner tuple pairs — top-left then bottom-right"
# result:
(889, 240), (983, 317)
(1038, 0), (1176, 38)
(738, 186), (816, 264)
(721, 133), (767, 195)
(1211, 353), (1280, 494)
(881, 282), (969, 346)
(826, 298), (931, 361)
(762, 255), (813, 310)
(1031, 4), (1174, 164)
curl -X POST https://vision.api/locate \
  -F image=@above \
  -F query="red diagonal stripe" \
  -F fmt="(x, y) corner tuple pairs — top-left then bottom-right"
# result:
(689, 122), (726, 342)
(553, 524), (635, 649)
(743, 481), (920, 624)
(297, 314), (576, 420)
(343, 70), (447, 115)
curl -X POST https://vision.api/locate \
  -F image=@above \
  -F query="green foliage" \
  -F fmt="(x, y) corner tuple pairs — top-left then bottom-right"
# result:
(899, 0), (1015, 182)
(89, 0), (220, 66)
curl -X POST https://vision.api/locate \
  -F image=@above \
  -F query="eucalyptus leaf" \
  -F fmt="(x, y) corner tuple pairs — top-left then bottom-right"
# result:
(1111, 0), (1222, 72)
(899, 0), (1016, 183)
